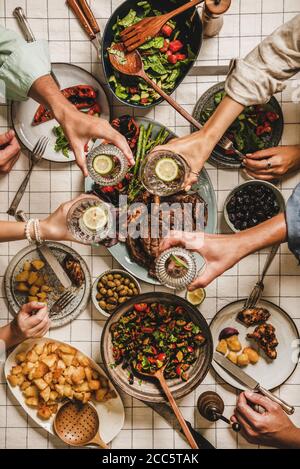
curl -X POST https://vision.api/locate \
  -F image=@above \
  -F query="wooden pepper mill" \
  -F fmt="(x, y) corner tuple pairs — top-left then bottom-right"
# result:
(197, 391), (241, 432)
(202, 0), (231, 37)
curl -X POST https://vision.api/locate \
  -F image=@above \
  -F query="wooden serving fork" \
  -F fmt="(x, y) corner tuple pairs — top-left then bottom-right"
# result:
(121, 0), (203, 52)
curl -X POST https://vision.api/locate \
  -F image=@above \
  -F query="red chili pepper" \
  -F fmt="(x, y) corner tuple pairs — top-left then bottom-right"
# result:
(266, 111), (279, 122)
(134, 303), (148, 312)
(141, 327), (155, 334)
(157, 353), (166, 362)
(161, 24), (173, 37)
(175, 306), (184, 314)
(169, 40), (183, 53)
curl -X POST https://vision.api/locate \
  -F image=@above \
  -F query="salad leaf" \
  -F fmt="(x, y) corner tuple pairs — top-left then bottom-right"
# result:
(107, 47), (127, 64)
(143, 55), (167, 75)
(117, 9), (138, 28)
(115, 83), (128, 100)
(53, 126), (70, 158)
(139, 36), (164, 50)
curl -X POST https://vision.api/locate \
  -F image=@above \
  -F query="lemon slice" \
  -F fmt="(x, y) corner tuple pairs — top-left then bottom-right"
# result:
(93, 154), (114, 175)
(82, 206), (108, 231)
(186, 288), (206, 306)
(155, 158), (179, 182)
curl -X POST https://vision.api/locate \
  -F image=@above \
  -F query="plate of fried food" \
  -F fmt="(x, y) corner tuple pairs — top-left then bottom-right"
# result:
(5, 338), (125, 445)
(4, 242), (91, 327)
(210, 299), (299, 390)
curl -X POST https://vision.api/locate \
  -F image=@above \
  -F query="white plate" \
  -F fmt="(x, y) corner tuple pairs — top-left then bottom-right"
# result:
(5, 338), (125, 445)
(210, 299), (299, 391)
(11, 63), (111, 163)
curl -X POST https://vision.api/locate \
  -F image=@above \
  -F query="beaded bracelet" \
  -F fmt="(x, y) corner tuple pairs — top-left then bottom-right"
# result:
(24, 219), (35, 244)
(34, 219), (42, 245)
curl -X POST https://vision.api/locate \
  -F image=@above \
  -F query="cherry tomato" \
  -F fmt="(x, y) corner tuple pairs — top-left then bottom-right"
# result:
(169, 40), (183, 53)
(161, 24), (173, 37)
(159, 39), (169, 53)
(157, 353), (166, 362)
(134, 303), (148, 312)
(176, 365), (182, 376)
(167, 54), (178, 64)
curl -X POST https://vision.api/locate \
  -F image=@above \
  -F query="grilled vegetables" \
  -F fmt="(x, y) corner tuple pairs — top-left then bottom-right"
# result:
(63, 254), (85, 287)
(247, 323), (278, 360)
(237, 307), (271, 327)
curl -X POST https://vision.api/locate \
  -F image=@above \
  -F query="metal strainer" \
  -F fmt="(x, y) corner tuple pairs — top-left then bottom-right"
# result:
(54, 401), (108, 449)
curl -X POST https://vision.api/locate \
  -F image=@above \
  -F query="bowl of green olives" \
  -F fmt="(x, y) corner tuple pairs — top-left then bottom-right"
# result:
(92, 269), (141, 318)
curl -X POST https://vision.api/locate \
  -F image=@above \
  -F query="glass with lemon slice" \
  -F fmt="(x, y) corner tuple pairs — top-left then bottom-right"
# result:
(140, 150), (191, 196)
(87, 143), (128, 186)
(67, 196), (112, 244)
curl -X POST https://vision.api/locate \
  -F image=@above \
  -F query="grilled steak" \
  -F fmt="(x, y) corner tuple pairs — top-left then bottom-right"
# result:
(247, 323), (278, 359)
(125, 190), (208, 278)
(237, 307), (271, 327)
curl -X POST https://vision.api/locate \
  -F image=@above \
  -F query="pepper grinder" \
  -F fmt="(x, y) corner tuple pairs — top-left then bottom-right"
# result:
(201, 0), (231, 38)
(197, 391), (241, 432)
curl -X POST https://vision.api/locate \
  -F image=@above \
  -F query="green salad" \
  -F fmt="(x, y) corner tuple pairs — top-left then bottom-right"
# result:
(108, 1), (196, 106)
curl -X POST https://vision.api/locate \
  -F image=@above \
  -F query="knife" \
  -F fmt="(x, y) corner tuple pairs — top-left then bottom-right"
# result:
(67, 0), (102, 56)
(16, 211), (72, 290)
(13, 7), (60, 88)
(144, 401), (215, 449)
(213, 353), (294, 415)
(188, 65), (229, 76)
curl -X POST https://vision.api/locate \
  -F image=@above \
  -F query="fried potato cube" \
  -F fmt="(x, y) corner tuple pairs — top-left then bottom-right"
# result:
(74, 381), (89, 393)
(20, 380), (31, 391)
(41, 285), (52, 293)
(63, 384), (73, 398)
(82, 392), (91, 404)
(43, 372), (53, 385)
(28, 271), (38, 285)
(34, 275), (44, 287)
(23, 385), (39, 398)
(216, 339), (227, 355)
(49, 391), (58, 401)
(58, 376), (66, 385)
(52, 368), (63, 382)
(16, 270), (29, 282)
(37, 405), (52, 420)
(28, 296), (38, 302)
(26, 349), (39, 363)
(25, 397), (39, 407)
(73, 392), (84, 402)
(88, 380), (100, 391)
(11, 365), (22, 375)
(226, 335), (242, 352)
(34, 343), (44, 356)
(16, 373), (25, 386)
(16, 282), (29, 293)
(32, 362), (49, 380)
(37, 292), (47, 301)
(94, 388), (108, 402)
(23, 261), (31, 271)
(48, 342), (58, 354)
(59, 344), (76, 356)
(71, 366), (85, 385)
(31, 259), (45, 271)
(7, 374), (18, 387)
(29, 285), (40, 296)
(41, 354), (57, 368)
(76, 352), (90, 367)
(40, 386), (51, 402)
(61, 354), (74, 367)
(15, 352), (26, 364)
(22, 361), (35, 374)
(33, 378), (48, 391)
(227, 351), (238, 365)
(85, 367), (93, 382)
(56, 359), (66, 370)
(48, 403), (58, 415)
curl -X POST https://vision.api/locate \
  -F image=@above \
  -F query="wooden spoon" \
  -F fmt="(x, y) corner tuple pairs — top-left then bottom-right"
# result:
(108, 43), (203, 131)
(121, 0), (203, 51)
(54, 400), (108, 449)
(136, 363), (199, 449)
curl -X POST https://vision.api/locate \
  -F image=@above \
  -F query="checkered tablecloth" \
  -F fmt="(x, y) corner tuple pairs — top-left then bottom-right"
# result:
(0, 0), (300, 449)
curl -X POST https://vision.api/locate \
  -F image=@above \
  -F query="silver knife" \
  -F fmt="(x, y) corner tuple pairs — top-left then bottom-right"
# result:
(188, 65), (229, 76)
(16, 211), (72, 290)
(213, 353), (294, 415)
(145, 401), (215, 449)
(13, 7), (60, 88)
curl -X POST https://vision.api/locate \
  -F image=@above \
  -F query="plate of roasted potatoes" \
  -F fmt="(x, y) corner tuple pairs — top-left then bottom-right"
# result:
(5, 338), (125, 445)
(4, 242), (91, 327)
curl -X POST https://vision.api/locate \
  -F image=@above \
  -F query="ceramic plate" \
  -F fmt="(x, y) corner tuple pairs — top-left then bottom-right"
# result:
(4, 242), (91, 328)
(210, 299), (299, 390)
(192, 82), (284, 169)
(5, 338), (125, 445)
(101, 292), (213, 403)
(85, 117), (217, 285)
(11, 63), (110, 163)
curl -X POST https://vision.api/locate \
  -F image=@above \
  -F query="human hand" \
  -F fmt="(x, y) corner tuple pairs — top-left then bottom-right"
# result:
(244, 145), (300, 181)
(231, 391), (300, 448)
(59, 108), (134, 176)
(0, 129), (21, 174)
(155, 129), (216, 190)
(159, 230), (244, 290)
(11, 302), (50, 343)
(40, 193), (99, 242)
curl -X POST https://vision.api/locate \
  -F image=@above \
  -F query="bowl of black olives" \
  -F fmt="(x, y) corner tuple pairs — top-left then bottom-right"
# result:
(224, 180), (285, 232)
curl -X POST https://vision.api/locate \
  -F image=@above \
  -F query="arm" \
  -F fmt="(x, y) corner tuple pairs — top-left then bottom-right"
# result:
(232, 392), (300, 449)
(159, 213), (287, 290)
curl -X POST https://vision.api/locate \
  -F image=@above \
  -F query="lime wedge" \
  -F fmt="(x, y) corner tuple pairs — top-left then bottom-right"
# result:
(186, 288), (206, 306)
(155, 158), (179, 182)
(82, 206), (108, 231)
(93, 154), (114, 175)
(170, 254), (189, 270)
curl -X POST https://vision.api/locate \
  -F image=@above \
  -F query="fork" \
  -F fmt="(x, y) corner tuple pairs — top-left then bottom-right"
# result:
(121, 0), (203, 52)
(243, 243), (280, 309)
(7, 136), (49, 217)
(49, 291), (76, 317)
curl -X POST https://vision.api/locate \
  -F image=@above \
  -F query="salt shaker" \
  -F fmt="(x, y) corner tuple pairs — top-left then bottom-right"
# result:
(202, 0), (231, 38)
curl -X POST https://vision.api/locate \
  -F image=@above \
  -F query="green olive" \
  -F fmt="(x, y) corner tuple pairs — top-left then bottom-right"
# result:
(100, 288), (107, 295)
(107, 289), (114, 297)
(107, 297), (117, 305)
(101, 276), (108, 285)
(106, 304), (116, 311)
(124, 278), (130, 285)
(133, 288), (139, 295)
(116, 285), (124, 292)
(114, 274), (122, 279)
(107, 281), (116, 288)
(107, 274), (114, 281)
(99, 301), (107, 309)
(129, 282), (135, 289)
(118, 297), (128, 304)
(114, 280), (121, 287)
(96, 293), (102, 301)
(127, 289), (133, 296)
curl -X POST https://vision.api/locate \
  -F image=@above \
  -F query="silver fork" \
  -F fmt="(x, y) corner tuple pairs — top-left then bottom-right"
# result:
(49, 291), (76, 317)
(243, 243), (280, 309)
(7, 136), (49, 217)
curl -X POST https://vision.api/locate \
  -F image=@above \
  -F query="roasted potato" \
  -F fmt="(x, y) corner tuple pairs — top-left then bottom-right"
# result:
(31, 259), (45, 271)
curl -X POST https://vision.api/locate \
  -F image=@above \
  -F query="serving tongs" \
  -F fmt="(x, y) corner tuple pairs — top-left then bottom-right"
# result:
(66, 0), (101, 56)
